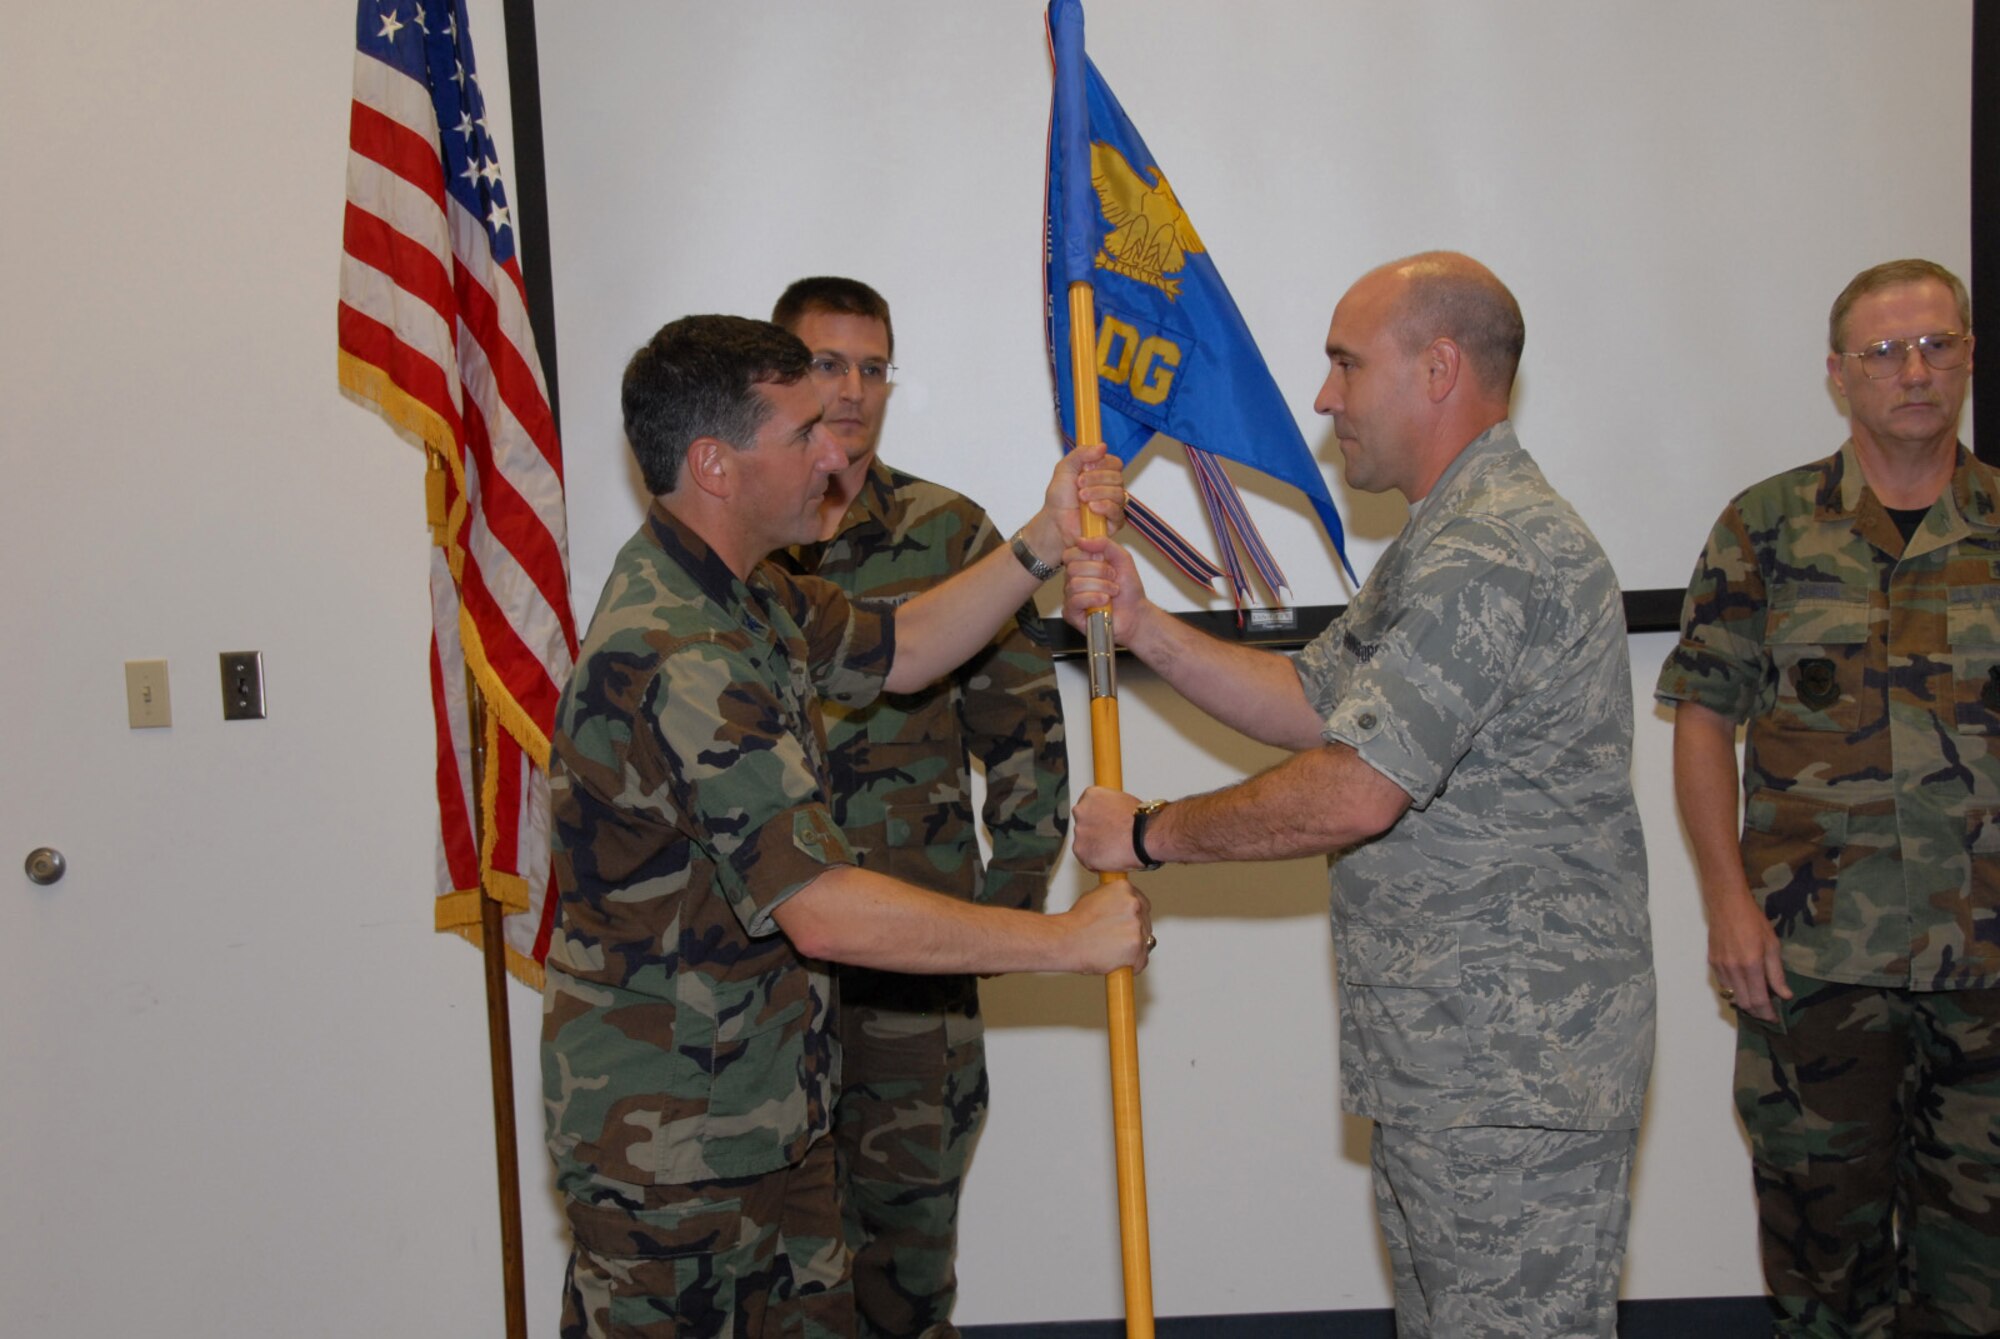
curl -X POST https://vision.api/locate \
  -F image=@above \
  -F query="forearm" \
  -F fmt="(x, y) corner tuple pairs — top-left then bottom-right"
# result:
(1673, 700), (1790, 1013)
(893, 442), (1121, 692)
(890, 542), (1046, 693)
(775, 864), (1075, 974)
(1120, 601), (1324, 751)
(1671, 703), (1756, 919)
(1146, 744), (1410, 865)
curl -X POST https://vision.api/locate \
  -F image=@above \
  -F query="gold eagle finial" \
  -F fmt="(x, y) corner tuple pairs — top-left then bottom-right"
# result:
(1090, 141), (1206, 300)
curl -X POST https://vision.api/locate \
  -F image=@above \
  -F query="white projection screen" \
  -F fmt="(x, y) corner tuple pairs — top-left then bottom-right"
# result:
(528, 0), (1973, 621)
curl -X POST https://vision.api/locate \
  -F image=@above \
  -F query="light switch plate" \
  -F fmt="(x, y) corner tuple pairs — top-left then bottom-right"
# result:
(219, 651), (266, 720)
(125, 659), (171, 728)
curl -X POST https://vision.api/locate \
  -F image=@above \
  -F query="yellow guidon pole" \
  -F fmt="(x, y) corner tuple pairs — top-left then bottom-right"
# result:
(1067, 280), (1155, 1337)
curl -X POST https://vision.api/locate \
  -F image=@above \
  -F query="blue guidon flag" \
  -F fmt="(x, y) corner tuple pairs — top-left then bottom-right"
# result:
(1044, 0), (1354, 599)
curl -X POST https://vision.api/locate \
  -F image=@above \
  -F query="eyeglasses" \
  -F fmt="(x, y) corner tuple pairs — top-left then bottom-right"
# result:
(1837, 331), (1974, 380)
(808, 354), (896, 386)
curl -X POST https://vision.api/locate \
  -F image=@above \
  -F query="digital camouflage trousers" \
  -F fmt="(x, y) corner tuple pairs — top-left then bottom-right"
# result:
(1370, 1122), (1637, 1339)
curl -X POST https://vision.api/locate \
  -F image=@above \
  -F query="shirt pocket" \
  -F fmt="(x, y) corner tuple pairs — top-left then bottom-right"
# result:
(861, 801), (979, 899)
(703, 989), (813, 1144)
(1742, 791), (1900, 957)
(1741, 791), (1848, 938)
(1339, 921), (1473, 1106)
(1342, 921), (1462, 988)
(828, 725), (978, 897)
(1765, 589), (1872, 732)
(1947, 587), (2000, 734)
(1952, 809), (2000, 985)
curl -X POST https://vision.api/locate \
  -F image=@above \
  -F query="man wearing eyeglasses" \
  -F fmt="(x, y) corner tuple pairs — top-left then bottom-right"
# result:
(1659, 258), (1999, 1337)
(770, 277), (1071, 1339)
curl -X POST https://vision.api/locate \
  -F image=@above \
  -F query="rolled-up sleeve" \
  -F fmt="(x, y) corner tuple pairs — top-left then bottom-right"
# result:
(1654, 506), (1765, 721)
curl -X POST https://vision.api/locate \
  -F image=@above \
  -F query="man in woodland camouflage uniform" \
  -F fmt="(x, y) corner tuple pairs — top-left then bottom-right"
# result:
(1659, 258), (2000, 1337)
(541, 314), (1150, 1339)
(1066, 252), (1655, 1338)
(769, 277), (1068, 1338)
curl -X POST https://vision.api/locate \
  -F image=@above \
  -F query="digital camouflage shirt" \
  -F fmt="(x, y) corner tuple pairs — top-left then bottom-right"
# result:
(1656, 441), (2000, 991)
(780, 459), (1069, 1010)
(1296, 422), (1656, 1132)
(540, 503), (892, 1192)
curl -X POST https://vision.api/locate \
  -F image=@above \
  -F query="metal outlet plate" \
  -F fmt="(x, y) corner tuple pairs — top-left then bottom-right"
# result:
(219, 651), (267, 720)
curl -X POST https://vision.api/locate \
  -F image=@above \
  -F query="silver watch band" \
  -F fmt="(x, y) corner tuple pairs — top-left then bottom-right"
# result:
(1009, 528), (1060, 581)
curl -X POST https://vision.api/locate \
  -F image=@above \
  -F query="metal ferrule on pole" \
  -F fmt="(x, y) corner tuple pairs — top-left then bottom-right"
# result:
(1087, 609), (1118, 700)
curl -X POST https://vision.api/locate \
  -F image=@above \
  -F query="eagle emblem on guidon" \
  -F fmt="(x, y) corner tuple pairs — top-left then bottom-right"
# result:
(1090, 142), (1206, 301)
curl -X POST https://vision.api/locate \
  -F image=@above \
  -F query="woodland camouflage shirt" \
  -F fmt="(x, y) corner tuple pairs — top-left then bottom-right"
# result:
(540, 502), (892, 1190)
(781, 460), (1069, 1013)
(1657, 441), (2000, 990)
(783, 459), (1068, 910)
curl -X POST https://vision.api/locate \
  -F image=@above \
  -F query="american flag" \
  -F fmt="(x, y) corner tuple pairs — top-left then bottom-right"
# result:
(338, 0), (577, 986)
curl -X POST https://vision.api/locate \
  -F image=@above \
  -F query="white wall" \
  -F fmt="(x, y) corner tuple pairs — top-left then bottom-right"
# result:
(0, 2), (569, 1334)
(0, 2), (1970, 1335)
(538, 0), (1972, 611)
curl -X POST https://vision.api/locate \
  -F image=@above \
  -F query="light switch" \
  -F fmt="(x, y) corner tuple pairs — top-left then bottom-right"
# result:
(220, 651), (266, 720)
(125, 659), (171, 729)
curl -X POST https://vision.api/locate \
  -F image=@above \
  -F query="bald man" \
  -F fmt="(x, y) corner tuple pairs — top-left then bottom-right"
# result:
(1066, 253), (1656, 1338)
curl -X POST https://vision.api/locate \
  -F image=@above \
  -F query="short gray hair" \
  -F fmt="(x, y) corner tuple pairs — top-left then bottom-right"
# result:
(1828, 259), (1971, 351)
(1389, 252), (1525, 397)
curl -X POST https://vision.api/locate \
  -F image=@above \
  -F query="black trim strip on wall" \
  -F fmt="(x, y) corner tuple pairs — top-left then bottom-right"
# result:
(1035, 586), (1679, 660)
(1976, 1), (1996, 464)
(501, 0), (560, 437)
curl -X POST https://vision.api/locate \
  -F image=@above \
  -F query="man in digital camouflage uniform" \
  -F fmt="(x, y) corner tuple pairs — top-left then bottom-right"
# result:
(1659, 258), (2000, 1337)
(540, 314), (1150, 1339)
(769, 277), (1069, 1339)
(1066, 252), (1656, 1338)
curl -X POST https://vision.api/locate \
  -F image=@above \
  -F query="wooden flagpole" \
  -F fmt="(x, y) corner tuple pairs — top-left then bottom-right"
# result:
(432, 449), (530, 1339)
(476, 834), (530, 1339)
(1067, 283), (1156, 1337)
(471, 707), (530, 1339)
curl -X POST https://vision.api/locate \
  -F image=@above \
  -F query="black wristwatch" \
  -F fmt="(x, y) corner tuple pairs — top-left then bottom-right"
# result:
(1130, 799), (1168, 871)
